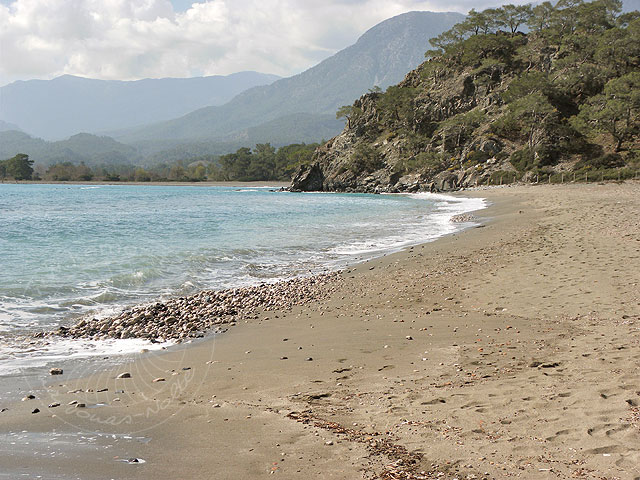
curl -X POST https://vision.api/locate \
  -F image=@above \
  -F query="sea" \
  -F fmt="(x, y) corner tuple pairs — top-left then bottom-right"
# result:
(0, 183), (486, 380)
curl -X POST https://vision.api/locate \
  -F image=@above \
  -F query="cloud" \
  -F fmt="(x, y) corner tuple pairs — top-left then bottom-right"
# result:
(0, 0), (533, 85)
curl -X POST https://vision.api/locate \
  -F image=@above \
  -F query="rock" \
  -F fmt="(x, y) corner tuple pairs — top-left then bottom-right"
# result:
(541, 362), (560, 368)
(117, 372), (132, 379)
(325, 440), (333, 445)
(306, 357), (314, 361)
(406, 336), (413, 340)
(76, 403), (86, 408)
(32, 408), (40, 414)
(290, 162), (325, 192)
(152, 377), (166, 383)
(49, 367), (63, 375)
(48, 403), (60, 408)
(22, 395), (35, 401)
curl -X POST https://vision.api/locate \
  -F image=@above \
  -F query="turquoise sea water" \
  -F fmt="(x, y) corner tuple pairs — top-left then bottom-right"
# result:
(0, 184), (485, 374)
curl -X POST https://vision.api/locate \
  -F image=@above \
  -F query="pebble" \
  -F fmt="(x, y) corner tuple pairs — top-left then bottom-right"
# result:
(306, 357), (313, 361)
(406, 336), (413, 340)
(46, 273), (341, 341)
(49, 368), (63, 375)
(32, 408), (40, 414)
(152, 377), (166, 383)
(325, 440), (333, 445)
(22, 395), (35, 401)
(117, 372), (132, 379)
(48, 403), (60, 408)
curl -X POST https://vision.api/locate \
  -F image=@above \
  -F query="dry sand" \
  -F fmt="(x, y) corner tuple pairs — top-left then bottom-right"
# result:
(1, 182), (638, 479)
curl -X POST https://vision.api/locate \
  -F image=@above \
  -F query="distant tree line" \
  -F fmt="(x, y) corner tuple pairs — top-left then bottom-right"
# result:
(2, 143), (319, 183)
(0, 153), (34, 180)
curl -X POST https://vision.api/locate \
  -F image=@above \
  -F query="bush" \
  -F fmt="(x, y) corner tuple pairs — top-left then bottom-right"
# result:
(573, 153), (625, 171)
(348, 143), (384, 174)
(510, 147), (535, 171)
(400, 152), (447, 176)
(463, 150), (490, 167)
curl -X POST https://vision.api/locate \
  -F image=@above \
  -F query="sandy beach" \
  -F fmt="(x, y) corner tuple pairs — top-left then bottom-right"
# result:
(1, 182), (638, 479)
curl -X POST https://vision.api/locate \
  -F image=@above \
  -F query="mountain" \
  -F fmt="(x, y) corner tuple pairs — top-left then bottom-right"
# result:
(115, 11), (465, 147)
(290, 1), (640, 193)
(0, 120), (22, 133)
(0, 72), (280, 140)
(0, 131), (139, 166)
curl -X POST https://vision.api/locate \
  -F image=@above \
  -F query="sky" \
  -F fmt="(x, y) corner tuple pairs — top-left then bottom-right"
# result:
(0, 0), (638, 86)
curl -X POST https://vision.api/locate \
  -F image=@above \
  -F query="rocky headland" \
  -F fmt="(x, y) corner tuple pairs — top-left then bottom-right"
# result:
(290, 2), (639, 193)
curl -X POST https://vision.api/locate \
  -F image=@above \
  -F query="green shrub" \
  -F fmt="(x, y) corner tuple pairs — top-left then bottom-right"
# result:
(348, 143), (384, 174)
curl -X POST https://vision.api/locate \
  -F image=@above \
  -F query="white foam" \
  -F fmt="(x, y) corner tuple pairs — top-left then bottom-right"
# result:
(0, 337), (173, 376)
(330, 193), (486, 257)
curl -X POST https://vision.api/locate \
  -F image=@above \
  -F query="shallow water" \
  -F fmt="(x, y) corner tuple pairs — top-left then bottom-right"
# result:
(0, 184), (485, 376)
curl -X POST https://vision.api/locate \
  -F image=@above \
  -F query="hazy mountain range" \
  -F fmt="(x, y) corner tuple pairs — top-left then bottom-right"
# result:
(0, 11), (464, 166)
(0, 72), (280, 141)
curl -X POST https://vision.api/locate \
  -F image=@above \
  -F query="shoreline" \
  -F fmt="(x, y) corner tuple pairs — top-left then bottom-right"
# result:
(0, 182), (638, 479)
(2, 180), (291, 187)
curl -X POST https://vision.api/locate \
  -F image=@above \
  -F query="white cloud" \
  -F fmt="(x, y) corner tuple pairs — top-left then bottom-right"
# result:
(0, 0), (532, 85)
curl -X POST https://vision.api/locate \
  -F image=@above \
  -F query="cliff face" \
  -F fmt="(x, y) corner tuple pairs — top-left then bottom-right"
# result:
(291, 6), (640, 193)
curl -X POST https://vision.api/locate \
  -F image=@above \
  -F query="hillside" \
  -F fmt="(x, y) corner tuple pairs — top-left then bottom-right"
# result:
(0, 120), (22, 133)
(114, 11), (465, 146)
(291, 1), (640, 193)
(0, 131), (139, 167)
(0, 72), (280, 140)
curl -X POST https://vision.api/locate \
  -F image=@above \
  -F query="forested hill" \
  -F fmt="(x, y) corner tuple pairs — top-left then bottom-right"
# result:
(291, 1), (640, 193)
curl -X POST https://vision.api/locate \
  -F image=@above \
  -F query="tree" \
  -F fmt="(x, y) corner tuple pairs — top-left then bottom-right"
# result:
(464, 9), (494, 35)
(336, 105), (362, 129)
(502, 71), (553, 103)
(572, 72), (640, 151)
(220, 147), (253, 181)
(134, 167), (151, 182)
(496, 4), (533, 34)
(4, 153), (33, 180)
(438, 110), (486, 157)
(528, 2), (555, 31)
(249, 143), (277, 180)
(509, 93), (558, 149)
(379, 86), (417, 126)
(595, 17), (640, 76)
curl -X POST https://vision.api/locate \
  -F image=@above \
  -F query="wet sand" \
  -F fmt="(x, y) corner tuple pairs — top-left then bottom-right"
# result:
(0, 182), (638, 479)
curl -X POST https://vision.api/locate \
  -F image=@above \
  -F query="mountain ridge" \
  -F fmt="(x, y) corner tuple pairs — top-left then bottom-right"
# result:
(113, 11), (465, 146)
(0, 72), (280, 140)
